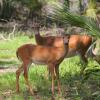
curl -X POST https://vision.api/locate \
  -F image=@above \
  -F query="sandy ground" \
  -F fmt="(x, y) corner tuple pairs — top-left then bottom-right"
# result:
(0, 66), (17, 75)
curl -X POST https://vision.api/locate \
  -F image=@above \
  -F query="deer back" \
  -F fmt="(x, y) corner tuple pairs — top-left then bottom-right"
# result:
(16, 36), (69, 64)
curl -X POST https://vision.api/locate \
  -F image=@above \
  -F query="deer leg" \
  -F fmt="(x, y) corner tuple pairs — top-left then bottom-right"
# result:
(23, 61), (33, 95)
(48, 64), (55, 96)
(80, 55), (88, 74)
(46, 67), (51, 80)
(81, 55), (88, 64)
(51, 73), (55, 96)
(16, 65), (23, 92)
(93, 56), (100, 65)
(55, 65), (61, 94)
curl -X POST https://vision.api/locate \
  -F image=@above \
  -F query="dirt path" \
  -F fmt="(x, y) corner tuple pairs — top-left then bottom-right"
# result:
(0, 66), (17, 75)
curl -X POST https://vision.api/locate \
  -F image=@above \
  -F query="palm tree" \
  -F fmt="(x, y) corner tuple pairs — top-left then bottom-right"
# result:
(48, 3), (100, 38)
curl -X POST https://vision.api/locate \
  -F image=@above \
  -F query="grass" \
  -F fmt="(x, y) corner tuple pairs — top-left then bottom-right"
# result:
(0, 35), (35, 59)
(0, 35), (35, 67)
(0, 59), (100, 100)
(0, 58), (80, 99)
(0, 34), (100, 100)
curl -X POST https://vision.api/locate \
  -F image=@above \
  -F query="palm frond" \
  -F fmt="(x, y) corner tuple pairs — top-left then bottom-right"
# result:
(48, 4), (100, 37)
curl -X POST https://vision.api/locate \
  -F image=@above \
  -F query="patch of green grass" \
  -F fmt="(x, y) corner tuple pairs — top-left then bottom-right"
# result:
(0, 57), (100, 100)
(0, 50), (15, 59)
(0, 35), (35, 59)
(0, 35), (35, 50)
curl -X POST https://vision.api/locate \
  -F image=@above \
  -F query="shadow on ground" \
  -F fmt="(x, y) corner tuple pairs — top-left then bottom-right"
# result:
(0, 70), (100, 100)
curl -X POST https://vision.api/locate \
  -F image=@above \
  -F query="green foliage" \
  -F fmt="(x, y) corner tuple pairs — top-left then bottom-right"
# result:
(0, 0), (43, 20)
(16, 0), (42, 10)
(85, 0), (97, 19)
(0, 0), (14, 19)
(0, 58), (100, 99)
(88, 0), (96, 9)
(0, 35), (99, 99)
(48, 4), (100, 37)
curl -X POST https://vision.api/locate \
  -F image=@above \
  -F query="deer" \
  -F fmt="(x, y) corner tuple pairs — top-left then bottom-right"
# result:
(33, 25), (64, 47)
(16, 35), (70, 96)
(33, 25), (95, 73)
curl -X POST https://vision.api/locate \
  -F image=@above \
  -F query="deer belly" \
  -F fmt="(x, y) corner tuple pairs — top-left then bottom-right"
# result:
(66, 49), (79, 58)
(31, 59), (47, 65)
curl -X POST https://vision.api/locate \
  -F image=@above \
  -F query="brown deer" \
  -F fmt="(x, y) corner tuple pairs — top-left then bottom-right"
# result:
(33, 25), (64, 47)
(16, 36), (70, 96)
(33, 26), (94, 72)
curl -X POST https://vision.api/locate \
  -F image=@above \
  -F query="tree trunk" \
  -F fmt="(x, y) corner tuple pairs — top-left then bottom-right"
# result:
(0, 0), (3, 16)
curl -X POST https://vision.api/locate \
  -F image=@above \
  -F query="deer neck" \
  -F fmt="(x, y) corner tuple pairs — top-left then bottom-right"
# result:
(62, 37), (69, 57)
(34, 29), (43, 44)
(56, 39), (69, 60)
(63, 43), (68, 57)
